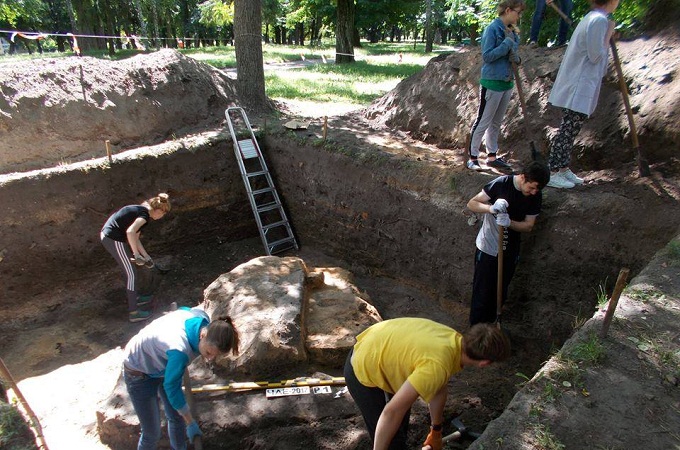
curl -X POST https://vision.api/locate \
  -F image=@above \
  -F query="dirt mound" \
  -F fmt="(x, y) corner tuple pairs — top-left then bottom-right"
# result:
(365, 35), (680, 173)
(0, 49), (239, 174)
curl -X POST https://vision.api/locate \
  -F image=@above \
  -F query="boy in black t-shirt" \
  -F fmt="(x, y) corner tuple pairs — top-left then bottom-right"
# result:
(466, 161), (549, 325)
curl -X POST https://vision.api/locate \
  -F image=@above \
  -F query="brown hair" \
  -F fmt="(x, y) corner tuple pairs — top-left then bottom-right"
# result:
(146, 193), (171, 213)
(522, 161), (550, 189)
(205, 316), (240, 356)
(463, 323), (511, 362)
(497, 0), (525, 15)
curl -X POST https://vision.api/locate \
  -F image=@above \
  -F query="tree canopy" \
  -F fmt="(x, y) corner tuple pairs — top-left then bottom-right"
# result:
(0, 0), (656, 55)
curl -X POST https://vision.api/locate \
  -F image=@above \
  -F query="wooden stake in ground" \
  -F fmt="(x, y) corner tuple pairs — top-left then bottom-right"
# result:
(0, 357), (50, 450)
(105, 139), (112, 164)
(600, 267), (630, 337)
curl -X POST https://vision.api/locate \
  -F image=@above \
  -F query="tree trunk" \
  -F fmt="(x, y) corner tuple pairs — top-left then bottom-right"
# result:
(335, 0), (355, 63)
(234, 0), (270, 111)
(425, 0), (433, 53)
(133, 0), (149, 45)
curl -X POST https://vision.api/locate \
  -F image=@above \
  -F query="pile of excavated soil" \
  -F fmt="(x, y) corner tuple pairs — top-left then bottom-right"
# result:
(365, 31), (680, 173)
(0, 49), (238, 173)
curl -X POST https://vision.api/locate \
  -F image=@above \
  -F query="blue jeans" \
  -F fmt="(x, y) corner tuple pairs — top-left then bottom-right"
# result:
(530, 0), (574, 45)
(124, 369), (187, 450)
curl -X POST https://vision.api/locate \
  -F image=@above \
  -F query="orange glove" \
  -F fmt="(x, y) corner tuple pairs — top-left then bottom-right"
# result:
(421, 427), (443, 450)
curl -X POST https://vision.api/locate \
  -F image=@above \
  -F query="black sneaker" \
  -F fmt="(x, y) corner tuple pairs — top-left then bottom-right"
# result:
(487, 157), (512, 170)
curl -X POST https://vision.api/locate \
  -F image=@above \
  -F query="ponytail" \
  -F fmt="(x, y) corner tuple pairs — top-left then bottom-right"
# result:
(147, 193), (171, 213)
(205, 316), (240, 356)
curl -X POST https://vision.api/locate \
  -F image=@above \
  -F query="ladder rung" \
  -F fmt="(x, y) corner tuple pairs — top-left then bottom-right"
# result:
(268, 237), (297, 249)
(252, 187), (275, 196)
(262, 220), (288, 231)
(256, 202), (281, 213)
(246, 170), (268, 177)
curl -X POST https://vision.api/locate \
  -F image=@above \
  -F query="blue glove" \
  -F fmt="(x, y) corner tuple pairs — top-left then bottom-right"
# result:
(490, 199), (509, 214)
(496, 213), (511, 228)
(186, 421), (203, 441)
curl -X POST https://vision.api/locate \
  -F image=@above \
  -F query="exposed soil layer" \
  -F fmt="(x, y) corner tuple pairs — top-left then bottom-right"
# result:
(1, 30), (680, 450)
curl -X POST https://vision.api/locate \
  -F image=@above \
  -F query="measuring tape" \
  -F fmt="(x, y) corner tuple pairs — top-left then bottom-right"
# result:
(191, 376), (346, 394)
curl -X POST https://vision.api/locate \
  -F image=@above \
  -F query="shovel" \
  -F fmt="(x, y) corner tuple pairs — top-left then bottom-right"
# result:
(507, 25), (542, 162)
(609, 39), (651, 177)
(511, 61), (541, 161)
(495, 225), (505, 329)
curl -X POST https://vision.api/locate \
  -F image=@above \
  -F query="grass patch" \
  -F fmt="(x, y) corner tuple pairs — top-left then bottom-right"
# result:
(594, 278), (609, 308)
(664, 239), (680, 264)
(562, 333), (605, 366)
(265, 57), (425, 105)
(625, 285), (664, 303)
(0, 401), (37, 450)
(533, 423), (565, 450)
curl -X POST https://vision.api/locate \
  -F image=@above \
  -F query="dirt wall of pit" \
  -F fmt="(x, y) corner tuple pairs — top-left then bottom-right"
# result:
(0, 132), (257, 306)
(261, 130), (680, 347)
(2, 127), (680, 351)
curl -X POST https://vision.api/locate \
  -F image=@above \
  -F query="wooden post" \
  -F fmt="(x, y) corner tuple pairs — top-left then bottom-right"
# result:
(105, 140), (113, 164)
(600, 268), (630, 337)
(0, 358), (50, 450)
(323, 116), (328, 141)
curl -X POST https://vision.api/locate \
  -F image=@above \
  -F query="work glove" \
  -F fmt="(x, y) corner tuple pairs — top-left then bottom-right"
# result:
(421, 427), (443, 450)
(489, 199), (509, 214)
(496, 213), (511, 228)
(186, 420), (203, 441)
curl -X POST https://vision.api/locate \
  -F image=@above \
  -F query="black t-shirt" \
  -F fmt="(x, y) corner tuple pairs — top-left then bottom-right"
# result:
(477, 175), (542, 256)
(101, 205), (150, 242)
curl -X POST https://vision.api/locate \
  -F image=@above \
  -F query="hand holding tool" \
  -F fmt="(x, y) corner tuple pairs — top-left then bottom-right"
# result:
(421, 427), (443, 450)
(496, 213), (511, 228)
(186, 420), (203, 441)
(490, 199), (509, 214)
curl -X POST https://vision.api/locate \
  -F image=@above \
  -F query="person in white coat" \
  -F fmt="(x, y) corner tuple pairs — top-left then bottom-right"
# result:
(546, 0), (619, 189)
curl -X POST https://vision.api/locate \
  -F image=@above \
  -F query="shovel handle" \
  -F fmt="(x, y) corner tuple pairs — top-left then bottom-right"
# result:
(548, 1), (573, 26)
(609, 39), (651, 177)
(496, 225), (505, 327)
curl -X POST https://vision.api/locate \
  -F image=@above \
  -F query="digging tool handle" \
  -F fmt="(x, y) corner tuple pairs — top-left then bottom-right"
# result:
(600, 268), (630, 337)
(609, 39), (651, 177)
(0, 357), (50, 450)
(496, 225), (505, 328)
(548, 2), (573, 26)
(511, 63), (528, 119)
(183, 370), (203, 450)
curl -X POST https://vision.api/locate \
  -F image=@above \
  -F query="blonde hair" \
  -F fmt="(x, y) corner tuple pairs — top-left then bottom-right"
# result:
(497, 0), (525, 15)
(146, 193), (171, 213)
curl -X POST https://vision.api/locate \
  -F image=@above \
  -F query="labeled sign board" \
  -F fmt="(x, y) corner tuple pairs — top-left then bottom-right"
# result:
(265, 385), (334, 398)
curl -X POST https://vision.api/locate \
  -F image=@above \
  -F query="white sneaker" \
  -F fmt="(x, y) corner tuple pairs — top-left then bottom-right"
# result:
(547, 171), (575, 189)
(563, 168), (584, 185)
